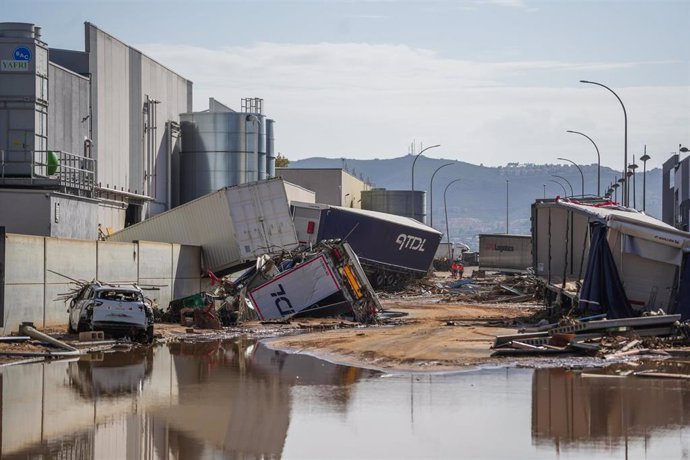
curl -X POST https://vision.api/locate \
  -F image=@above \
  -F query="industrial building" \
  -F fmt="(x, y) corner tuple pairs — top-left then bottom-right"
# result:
(361, 188), (427, 224)
(0, 21), (277, 239)
(662, 152), (690, 230)
(276, 167), (370, 208)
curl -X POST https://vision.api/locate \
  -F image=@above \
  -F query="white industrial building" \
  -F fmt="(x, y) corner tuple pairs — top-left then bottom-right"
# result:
(0, 21), (275, 239)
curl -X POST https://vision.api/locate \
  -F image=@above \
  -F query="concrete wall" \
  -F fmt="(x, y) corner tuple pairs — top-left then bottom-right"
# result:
(0, 189), (51, 236)
(1, 233), (202, 334)
(0, 189), (99, 240)
(47, 62), (90, 155)
(51, 193), (99, 239)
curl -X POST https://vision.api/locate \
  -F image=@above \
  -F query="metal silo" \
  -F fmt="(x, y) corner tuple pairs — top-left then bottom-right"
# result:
(361, 189), (427, 224)
(179, 111), (268, 204)
(265, 119), (275, 178)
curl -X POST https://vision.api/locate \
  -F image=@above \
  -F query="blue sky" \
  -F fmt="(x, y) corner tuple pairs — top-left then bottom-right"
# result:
(4, 0), (690, 169)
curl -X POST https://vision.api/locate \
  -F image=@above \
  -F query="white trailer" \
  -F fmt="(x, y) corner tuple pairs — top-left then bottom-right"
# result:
(532, 199), (690, 314)
(108, 178), (300, 273)
(478, 234), (532, 273)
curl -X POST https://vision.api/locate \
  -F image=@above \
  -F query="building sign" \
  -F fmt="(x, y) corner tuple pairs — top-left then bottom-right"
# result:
(1, 45), (32, 72)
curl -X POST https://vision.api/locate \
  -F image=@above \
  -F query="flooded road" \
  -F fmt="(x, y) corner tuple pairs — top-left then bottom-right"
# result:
(3, 338), (690, 459)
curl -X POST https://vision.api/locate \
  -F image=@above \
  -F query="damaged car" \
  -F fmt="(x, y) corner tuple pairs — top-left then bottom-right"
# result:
(68, 283), (154, 342)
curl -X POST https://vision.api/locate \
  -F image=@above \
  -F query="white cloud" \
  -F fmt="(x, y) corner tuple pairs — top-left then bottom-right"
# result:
(137, 41), (690, 169)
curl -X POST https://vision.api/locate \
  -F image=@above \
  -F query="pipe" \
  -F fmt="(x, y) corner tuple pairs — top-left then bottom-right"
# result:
(18, 322), (79, 352)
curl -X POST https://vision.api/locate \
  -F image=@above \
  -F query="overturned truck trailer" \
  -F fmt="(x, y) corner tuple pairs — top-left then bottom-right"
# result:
(532, 198), (690, 319)
(108, 179), (302, 274)
(291, 202), (442, 288)
(247, 241), (382, 322)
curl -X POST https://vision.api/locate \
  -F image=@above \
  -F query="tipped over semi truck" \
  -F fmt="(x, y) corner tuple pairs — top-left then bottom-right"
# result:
(290, 202), (442, 288)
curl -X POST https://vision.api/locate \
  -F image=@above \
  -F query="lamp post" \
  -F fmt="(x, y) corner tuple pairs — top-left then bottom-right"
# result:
(410, 143), (440, 222)
(628, 155), (638, 209)
(543, 184), (546, 199)
(429, 162), (455, 228)
(566, 130), (601, 196)
(640, 146), (650, 211)
(580, 80), (628, 206)
(557, 157), (585, 196)
(552, 174), (574, 196)
(549, 179), (568, 197)
(505, 179), (509, 233)
(443, 179), (461, 259)
(612, 181), (620, 202)
(411, 144), (441, 192)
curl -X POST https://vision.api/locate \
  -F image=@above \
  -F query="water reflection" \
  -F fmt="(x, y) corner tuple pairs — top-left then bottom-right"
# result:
(532, 365), (690, 451)
(0, 338), (376, 459)
(4, 339), (690, 459)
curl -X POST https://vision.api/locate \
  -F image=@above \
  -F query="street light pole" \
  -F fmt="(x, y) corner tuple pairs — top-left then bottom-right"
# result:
(552, 174), (574, 197)
(612, 181), (620, 202)
(566, 130), (601, 196)
(628, 155), (638, 209)
(443, 179), (461, 259)
(429, 162), (455, 228)
(505, 179), (509, 233)
(557, 157), (585, 196)
(411, 144), (441, 192)
(410, 143), (440, 222)
(640, 146), (650, 212)
(549, 179), (567, 197)
(580, 80), (628, 206)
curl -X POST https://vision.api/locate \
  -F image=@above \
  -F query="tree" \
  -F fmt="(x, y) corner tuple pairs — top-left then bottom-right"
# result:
(275, 153), (289, 168)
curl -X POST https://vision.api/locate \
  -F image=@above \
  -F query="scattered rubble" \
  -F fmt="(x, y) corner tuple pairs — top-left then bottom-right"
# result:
(492, 313), (689, 357)
(163, 240), (382, 328)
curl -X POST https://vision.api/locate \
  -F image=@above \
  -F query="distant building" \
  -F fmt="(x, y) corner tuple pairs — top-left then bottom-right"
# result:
(275, 168), (370, 208)
(662, 153), (690, 230)
(361, 188), (426, 224)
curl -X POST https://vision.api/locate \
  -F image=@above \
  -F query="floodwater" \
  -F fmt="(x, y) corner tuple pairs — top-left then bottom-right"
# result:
(3, 339), (690, 459)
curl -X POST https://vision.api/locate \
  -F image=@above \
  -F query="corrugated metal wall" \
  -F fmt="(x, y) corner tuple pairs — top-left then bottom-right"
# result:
(86, 23), (191, 217)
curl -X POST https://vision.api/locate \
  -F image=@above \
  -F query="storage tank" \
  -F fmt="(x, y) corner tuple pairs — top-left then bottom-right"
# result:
(361, 189), (427, 224)
(178, 111), (267, 204)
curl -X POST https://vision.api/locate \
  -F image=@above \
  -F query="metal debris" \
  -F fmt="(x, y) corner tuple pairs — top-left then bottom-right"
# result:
(492, 314), (688, 357)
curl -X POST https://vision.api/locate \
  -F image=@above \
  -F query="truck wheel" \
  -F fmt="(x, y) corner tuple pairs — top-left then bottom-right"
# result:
(375, 274), (385, 288)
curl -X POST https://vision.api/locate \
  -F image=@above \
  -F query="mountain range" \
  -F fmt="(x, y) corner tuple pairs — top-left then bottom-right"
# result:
(288, 155), (662, 250)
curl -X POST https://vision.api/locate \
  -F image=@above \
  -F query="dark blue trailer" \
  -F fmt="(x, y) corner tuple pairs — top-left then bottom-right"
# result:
(291, 202), (442, 287)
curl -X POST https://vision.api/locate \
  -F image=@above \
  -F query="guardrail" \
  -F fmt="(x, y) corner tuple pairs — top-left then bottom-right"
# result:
(0, 149), (96, 197)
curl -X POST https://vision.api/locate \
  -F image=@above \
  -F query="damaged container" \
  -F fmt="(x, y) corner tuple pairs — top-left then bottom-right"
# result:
(108, 178), (301, 274)
(248, 241), (381, 322)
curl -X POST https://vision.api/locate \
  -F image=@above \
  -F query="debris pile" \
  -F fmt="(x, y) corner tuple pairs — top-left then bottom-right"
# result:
(440, 274), (544, 304)
(492, 313), (688, 357)
(165, 240), (383, 327)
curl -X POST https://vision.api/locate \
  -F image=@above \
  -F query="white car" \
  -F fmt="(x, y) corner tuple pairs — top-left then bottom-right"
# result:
(68, 283), (154, 342)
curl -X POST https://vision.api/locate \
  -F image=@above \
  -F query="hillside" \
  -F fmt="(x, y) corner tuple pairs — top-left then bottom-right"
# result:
(288, 155), (662, 250)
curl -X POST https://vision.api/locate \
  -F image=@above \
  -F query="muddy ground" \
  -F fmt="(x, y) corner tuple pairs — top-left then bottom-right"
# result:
(4, 270), (685, 372)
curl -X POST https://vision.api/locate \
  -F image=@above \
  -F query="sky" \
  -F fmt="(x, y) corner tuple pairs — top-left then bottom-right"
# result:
(4, 0), (690, 170)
